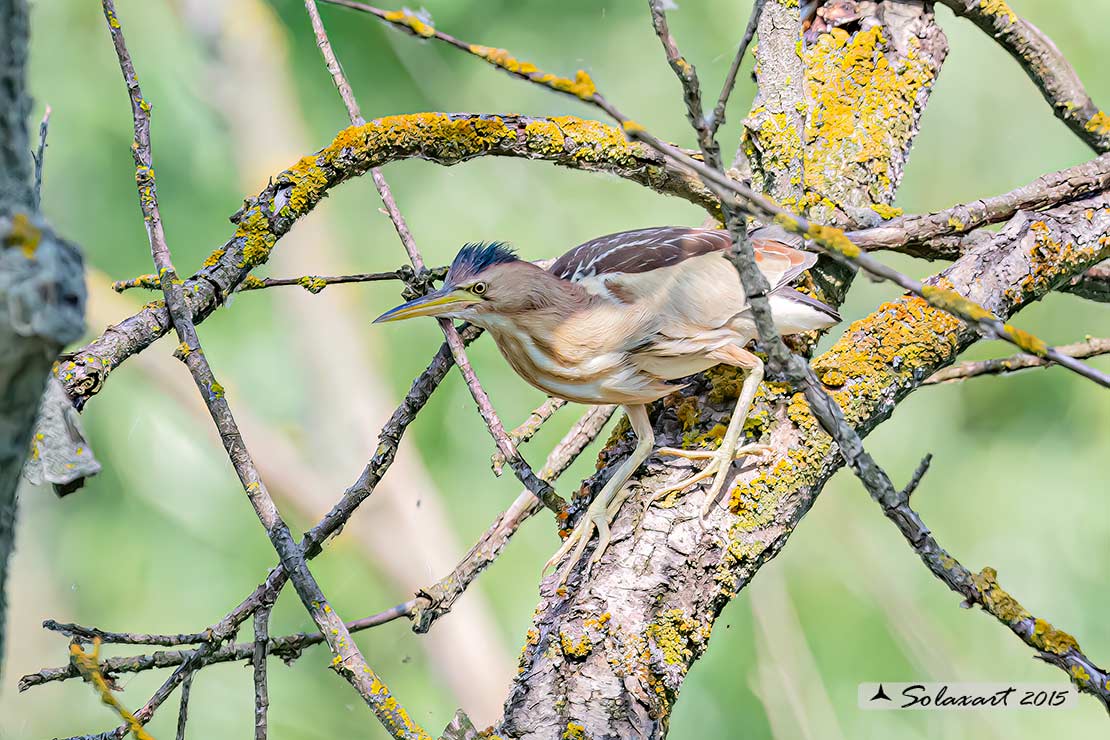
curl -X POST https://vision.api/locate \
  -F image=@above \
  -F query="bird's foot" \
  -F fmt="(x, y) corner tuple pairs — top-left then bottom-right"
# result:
(543, 487), (632, 587)
(651, 443), (773, 513)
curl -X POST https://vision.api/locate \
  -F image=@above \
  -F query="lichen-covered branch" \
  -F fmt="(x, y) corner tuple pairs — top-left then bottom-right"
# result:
(939, 0), (1110, 153)
(500, 194), (1110, 738)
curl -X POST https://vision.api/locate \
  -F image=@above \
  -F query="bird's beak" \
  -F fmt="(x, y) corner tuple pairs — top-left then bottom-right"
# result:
(373, 287), (477, 323)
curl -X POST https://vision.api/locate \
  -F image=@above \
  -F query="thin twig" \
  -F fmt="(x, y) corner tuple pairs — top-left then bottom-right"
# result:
(307, 0), (563, 514)
(708, 0), (764, 139)
(31, 104), (50, 209)
(174, 670), (193, 740)
(100, 3), (430, 739)
(648, 0), (719, 168)
(252, 606), (271, 740)
(870, 454), (1110, 710)
(111, 266), (446, 295)
(938, 0), (1110, 154)
(491, 397), (567, 475)
(924, 337), (1110, 385)
(44, 619), (210, 647)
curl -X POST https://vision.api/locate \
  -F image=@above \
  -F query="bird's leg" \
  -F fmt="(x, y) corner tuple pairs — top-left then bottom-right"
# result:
(544, 404), (654, 585)
(654, 347), (769, 514)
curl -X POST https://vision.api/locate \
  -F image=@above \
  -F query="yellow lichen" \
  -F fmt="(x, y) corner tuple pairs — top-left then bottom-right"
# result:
(972, 567), (1031, 624)
(562, 722), (587, 740)
(559, 630), (593, 659)
(383, 8), (435, 38)
(798, 25), (937, 219)
(1032, 618), (1080, 656)
(979, 0), (1018, 25)
(468, 45), (596, 100)
(869, 203), (903, 219)
(298, 276), (328, 294)
(1085, 111), (1110, 136)
(4, 213), (41, 258)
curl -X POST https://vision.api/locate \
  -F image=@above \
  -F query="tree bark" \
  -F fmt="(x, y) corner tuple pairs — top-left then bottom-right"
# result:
(0, 0), (85, 673)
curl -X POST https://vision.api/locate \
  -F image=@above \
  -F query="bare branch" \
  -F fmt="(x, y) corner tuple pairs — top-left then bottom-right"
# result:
(174, 670), (193, 740)
(648, 0), (720, 168)
(252, 606), (271, 740)
(21, 404), (613, 690)
(43, 619), (210, 647)
(924, 337), (1110, 385)
(849, 152), (1110, 257)
(708, 0), (764, 140)
(491, 397), (567, 475)
(1065, 259), (1110, 303)
(939, 0), (1110, 153)
(30, 104), (50, 210)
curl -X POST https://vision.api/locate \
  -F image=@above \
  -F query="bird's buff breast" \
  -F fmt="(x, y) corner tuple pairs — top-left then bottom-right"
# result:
(482, 321), (674, 405)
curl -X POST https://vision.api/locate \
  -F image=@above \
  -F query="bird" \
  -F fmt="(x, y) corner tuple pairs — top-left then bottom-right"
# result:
(374, 226), (840, 584)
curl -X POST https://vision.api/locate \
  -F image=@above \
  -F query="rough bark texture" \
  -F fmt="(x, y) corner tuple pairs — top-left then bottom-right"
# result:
(0, 0), (86, 671)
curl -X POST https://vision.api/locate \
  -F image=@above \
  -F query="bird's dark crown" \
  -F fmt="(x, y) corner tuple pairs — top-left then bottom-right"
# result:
(446, 242), (519, 284)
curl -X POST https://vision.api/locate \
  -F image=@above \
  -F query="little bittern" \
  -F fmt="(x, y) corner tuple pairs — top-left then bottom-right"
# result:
(376, 226), (839, 583)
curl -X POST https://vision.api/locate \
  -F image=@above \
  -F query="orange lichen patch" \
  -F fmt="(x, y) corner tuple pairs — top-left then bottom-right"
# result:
(4, 212), (42, 258)
(1085, 111), (1110, 136)
(468, 45), (597, 100)
(979, 0), (1018, 25)
(382, 8), (435, 38)
(559, 630), (594, 659)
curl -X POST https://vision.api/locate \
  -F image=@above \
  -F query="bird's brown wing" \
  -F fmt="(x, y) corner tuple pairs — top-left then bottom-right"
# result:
(549, 225), (814, 290)
(549, 227), (731, 282)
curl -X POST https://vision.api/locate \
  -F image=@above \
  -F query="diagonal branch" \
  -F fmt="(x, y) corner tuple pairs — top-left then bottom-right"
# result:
(99, 3), (430, 738)
(924, 337), (1110, 385)
(938, 0), (1110, 153)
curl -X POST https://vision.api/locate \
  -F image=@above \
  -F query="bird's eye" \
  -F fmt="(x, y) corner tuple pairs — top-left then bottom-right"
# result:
(471, 282), (487, 295)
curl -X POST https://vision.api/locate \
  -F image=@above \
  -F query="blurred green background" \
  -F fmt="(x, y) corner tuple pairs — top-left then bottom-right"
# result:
(4, 0), (1109, 738)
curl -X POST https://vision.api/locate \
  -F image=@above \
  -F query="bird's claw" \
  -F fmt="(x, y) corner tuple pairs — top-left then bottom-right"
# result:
(544, 490), (630, 587)
(651, 443), (773, 513)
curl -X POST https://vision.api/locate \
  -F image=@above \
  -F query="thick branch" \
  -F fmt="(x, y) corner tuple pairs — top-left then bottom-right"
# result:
(849, 152), (1110, 258)
(939, 0), (1110, 153)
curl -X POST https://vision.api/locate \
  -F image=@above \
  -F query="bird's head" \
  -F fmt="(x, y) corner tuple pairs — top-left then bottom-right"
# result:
(374, 241), (531, 324)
